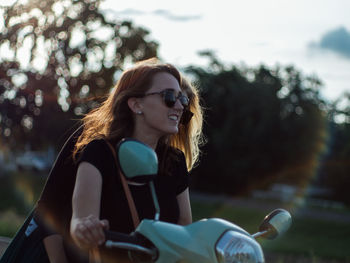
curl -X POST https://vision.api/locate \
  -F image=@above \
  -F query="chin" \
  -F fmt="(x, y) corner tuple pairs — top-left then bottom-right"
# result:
(163, 127), (179, 135)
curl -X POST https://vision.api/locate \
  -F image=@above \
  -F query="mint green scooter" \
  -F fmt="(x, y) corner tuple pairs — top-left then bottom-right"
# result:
(104, 139), (292, 263)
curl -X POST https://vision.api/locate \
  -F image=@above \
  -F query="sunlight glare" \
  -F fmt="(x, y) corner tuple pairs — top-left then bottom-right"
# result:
(0, 0), (17, 6)
(14, 177), (34, 208)
(69, 27), (86, 48)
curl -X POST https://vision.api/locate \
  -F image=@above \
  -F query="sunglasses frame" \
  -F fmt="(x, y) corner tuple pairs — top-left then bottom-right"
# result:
(139, 89), (194, 124)
(143, 89), (190, 108)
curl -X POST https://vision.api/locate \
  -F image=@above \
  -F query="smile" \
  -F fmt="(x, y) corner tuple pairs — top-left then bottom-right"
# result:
(168, 115), (179, 121)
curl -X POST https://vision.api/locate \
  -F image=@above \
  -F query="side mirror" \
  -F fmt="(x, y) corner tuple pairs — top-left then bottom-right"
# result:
(117, 138), (158, 183)
(257, 209), (292, 240)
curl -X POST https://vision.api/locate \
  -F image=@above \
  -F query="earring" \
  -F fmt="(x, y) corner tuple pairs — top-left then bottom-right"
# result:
(136, 111), (142, 115)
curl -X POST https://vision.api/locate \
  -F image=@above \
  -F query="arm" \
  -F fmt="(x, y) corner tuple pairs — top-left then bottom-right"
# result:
(43, 235), (69, 263)
(176, 188), (192, 225)
(70, 161), (109, 249)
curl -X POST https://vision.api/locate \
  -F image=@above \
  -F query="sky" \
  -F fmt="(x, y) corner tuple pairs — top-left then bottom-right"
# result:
(100, 0), (350, 103)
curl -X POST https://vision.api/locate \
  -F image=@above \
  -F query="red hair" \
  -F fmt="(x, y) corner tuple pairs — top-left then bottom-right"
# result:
(73, 58), (204, 170)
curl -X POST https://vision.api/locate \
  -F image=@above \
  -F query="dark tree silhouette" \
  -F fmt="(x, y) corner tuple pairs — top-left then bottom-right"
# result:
(186, 52), (328, 195)
(0, 0), (158, 149)
(320, 94), (350, 205)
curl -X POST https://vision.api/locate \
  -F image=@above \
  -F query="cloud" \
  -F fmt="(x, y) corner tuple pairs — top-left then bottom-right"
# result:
(115, 8), (202, 22)
(151, 9), (201, 22)
(312, 27), (350, 58)
(116, 8), (145, 16)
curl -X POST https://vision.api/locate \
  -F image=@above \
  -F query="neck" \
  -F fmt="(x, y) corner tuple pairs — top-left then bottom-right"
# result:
(131, 130), (159, 150)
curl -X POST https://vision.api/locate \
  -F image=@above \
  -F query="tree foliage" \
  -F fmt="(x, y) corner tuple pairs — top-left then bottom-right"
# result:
(187, 53), (328, 195)
(0, 0), (158, 149)
(320, 94), (350, 205)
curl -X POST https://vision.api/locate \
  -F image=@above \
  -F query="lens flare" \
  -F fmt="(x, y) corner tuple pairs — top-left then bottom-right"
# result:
(14, 176), (35, 209)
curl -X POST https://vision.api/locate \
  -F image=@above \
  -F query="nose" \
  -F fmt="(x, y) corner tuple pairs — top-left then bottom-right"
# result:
(173, 98), (184, 110)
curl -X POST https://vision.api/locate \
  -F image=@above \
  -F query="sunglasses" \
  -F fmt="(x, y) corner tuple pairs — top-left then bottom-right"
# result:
(144, 89), (190, 108)
(143, 89), (193, 124)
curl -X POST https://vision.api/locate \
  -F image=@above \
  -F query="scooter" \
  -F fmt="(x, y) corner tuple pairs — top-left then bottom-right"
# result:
(104, 139), (292, 263)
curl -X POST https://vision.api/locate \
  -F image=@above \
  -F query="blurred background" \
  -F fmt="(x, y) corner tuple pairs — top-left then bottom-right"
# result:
(0, 0), (349, 262)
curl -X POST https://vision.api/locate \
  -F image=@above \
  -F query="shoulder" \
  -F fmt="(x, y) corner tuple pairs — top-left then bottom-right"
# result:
(162, 146), (188, 176)
(167, 147), (189, 194)
(155, 143), (187, 167)
(79, 139), (115, 160)
(79, 139), (116, 157)
(78, 139), (116, 176)
(167, 146), (186, 165)
(84, 138), (109, 151)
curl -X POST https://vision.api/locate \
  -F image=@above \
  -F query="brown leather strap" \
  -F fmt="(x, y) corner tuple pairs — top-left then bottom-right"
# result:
(105, 140), (140, 229)
(89, 248), (102, 263)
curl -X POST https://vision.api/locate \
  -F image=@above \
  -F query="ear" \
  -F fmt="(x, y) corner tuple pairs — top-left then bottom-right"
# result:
(127, 97), (143, 114)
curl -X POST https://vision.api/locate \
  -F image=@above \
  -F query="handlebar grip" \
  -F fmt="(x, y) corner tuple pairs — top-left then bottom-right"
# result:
(104, 230), (142, 245)
(104, 230), (158, 260)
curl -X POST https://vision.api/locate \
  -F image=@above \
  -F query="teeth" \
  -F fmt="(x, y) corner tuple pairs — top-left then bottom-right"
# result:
(169, 115), (178, 121)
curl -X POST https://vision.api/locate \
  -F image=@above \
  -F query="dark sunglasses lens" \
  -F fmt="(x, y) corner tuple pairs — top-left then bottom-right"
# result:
(180, 110), (194, 124)
(163, 90), (176, 107)
(179, 96), (189, 107)
(163, 90), (189, 108)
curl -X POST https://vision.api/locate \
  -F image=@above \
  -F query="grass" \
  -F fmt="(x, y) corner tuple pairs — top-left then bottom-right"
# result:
(191, 201), (350, 262)
(0, 169), (46, 237)
(0, 210), (25, 238)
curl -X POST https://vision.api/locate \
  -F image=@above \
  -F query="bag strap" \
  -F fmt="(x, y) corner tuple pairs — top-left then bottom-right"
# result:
(105, 140), (140, 229)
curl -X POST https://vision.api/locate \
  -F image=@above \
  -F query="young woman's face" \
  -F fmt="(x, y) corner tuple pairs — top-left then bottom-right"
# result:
(137, 72), (185, 138)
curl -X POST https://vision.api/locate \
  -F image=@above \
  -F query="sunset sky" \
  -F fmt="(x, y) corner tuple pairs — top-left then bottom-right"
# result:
(100, 0), (350, 103)
(0, 0), (349, 102)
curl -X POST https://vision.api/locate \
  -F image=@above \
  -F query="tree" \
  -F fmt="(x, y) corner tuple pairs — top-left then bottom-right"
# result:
(186, 53), (328, 195)
(0, 0), (158, 149)
(320, 94), (350, 205)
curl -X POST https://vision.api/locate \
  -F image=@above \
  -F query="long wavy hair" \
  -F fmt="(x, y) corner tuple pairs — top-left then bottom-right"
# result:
(73, 58), (204, 171)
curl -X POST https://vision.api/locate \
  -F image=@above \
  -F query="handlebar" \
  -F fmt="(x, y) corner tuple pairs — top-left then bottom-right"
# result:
(104, 230), (158, 261)
(104, 230), (142, 245)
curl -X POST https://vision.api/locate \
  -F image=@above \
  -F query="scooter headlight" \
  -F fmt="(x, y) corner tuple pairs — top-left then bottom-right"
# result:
(215, 231), (264, 263)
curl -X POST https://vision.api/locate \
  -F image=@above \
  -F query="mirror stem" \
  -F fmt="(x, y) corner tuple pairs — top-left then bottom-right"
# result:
(252, 230), (269, 239)
(149, 181), (160, 220)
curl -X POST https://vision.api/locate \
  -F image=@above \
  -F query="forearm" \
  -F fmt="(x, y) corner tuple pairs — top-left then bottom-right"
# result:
(177, 188), (192, 225)
(43, 234), (69, 263)
(70, 162), (108, 249)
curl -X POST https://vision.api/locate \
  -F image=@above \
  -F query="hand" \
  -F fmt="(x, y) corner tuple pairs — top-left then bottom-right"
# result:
(70, 215), (109, 249)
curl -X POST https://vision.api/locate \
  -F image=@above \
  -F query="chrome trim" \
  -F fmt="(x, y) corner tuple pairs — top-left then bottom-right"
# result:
(252, 230), (269, 239)
(215, 230), (265, 263)
(149, 182), (160, 220)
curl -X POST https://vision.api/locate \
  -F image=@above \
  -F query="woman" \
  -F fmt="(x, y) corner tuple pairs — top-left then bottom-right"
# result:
(69, 58), (204, 262)
(1, 58), (204, 263)
(68, 58), (204, 262)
